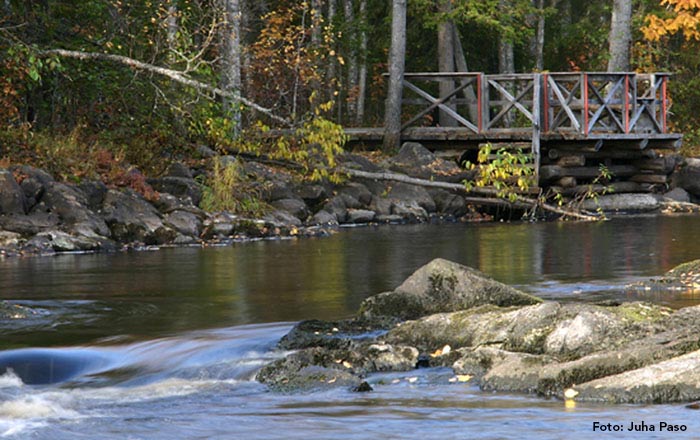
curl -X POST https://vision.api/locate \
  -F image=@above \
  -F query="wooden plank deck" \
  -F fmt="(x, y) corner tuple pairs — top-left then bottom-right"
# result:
(345, 127), (682, 150)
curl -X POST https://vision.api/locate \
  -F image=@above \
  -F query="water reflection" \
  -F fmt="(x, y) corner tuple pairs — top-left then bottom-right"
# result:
(1, 215), (700, 348)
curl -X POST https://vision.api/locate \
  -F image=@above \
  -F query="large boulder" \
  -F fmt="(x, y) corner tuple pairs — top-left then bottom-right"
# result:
(673, 157), (700, 198)
(387, 301), (668, 358)
(13, 165), (54, 211)
(294, 184), (329, 209)
(101, 189), (175, 244)
(163, 210), (203, 237)
(387, 142), (474, 183)
(385, 182), (436, 214)
(581, 193), (660, 213)
(35, 182), (110, 238)
(339, 153), (385, 173)
(0, 169), (26, 215)
(337, 182), (373, 206)
(428, 189), (468, 217)
(270, 198), (310, 221)
(0, 212), (59, 235)
(148, 176), (202, 206)
(359, 259), (541, 320)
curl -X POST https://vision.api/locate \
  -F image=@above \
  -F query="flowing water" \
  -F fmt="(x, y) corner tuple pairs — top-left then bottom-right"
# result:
(1, 215), (700, 439)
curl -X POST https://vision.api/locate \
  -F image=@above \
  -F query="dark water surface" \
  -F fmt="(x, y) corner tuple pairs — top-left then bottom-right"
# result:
(1, 215), (700, 439)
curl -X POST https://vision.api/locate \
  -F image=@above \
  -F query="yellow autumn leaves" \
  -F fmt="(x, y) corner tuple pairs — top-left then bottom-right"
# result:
(642, 0), (700, 41)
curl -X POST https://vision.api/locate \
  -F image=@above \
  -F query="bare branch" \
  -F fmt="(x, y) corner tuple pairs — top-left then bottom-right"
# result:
(42, 48), (292, 126)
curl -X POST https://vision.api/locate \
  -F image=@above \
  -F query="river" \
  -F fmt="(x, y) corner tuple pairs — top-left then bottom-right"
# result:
(1, 215), (700, 439)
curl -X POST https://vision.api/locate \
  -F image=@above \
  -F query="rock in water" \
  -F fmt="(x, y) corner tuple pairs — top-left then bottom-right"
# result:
(358, 258), (541, 320)
(572, 349), (700, 404)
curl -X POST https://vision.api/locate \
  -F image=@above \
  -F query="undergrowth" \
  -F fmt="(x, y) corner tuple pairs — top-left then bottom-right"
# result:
(198, 157), (268, 216)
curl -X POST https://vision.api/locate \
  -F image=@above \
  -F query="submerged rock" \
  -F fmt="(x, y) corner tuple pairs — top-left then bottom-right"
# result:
(628, 259), (700, 293)
(359, 258), (541, 320)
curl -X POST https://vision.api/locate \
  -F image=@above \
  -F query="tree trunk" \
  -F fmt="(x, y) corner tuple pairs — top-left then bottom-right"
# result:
(311, 0), (322, 47)
(355, 0), (368, 125)
(498, 0), (515, 74)
(498, 40), (515, 74)
(326, 0), (338, 106)
(452, 24), (479, 123)
(165, 0), (178, 62)
(607, 0), (632, 72)
(344, 0), (358, 123)
(220, 0), (242, 133)
(383, 0), (407, 151)
(534, 0), (545, 71)
(437, 0), (456, 126)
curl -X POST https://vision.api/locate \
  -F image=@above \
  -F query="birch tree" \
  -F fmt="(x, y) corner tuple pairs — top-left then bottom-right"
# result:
(356, 0), (368, 125)
(384, 0), (407, 151)
(220, 0), (242, 132)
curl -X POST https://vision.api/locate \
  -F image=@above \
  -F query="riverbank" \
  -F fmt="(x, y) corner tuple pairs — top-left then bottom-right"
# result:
(1, 142), (699, 258)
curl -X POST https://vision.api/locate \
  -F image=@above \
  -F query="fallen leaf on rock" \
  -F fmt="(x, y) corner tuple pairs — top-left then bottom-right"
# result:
(564, 388), (579, 399)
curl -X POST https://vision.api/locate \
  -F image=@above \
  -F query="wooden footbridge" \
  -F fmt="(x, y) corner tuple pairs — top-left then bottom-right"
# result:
(348, 72), (682, 192)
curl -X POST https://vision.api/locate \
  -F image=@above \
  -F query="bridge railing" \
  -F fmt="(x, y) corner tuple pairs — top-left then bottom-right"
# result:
(401, 72), (482, 132)
(400, 72), (671, 137)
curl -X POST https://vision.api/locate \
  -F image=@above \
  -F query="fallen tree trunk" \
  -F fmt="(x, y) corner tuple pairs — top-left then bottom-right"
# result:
(42, 48), (291, 127)
(341, 168), (601, 221)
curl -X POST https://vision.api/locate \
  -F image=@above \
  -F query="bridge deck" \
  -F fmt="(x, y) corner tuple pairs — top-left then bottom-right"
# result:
(346, 127), (682, 150)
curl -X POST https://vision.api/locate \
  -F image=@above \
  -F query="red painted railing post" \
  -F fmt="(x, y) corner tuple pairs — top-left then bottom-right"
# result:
(625, 73), (630, 134)
(543, 73), (549, 132)
(661, 75), (668, 133)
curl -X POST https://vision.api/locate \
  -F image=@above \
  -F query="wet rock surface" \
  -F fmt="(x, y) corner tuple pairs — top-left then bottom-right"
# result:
(359, 258), (541, 320)
(256, 258), (700, 403)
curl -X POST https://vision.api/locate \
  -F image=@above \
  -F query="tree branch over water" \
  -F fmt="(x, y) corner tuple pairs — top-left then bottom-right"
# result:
(42, 49), (292, 127)
(341, 168), (601, 221)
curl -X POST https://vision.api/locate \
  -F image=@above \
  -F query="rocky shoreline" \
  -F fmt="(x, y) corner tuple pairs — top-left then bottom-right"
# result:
(256, 258), (700, 404)
(2, 142), (700, 258)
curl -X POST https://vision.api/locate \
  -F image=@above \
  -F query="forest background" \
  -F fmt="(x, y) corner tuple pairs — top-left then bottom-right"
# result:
(0, 0), (699, 184)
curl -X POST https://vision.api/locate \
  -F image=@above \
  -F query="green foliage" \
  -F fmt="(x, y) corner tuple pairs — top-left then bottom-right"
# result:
(463, 144), (535, 201)
(199, 158), (267, 216)
(216, 101), (347, 184)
